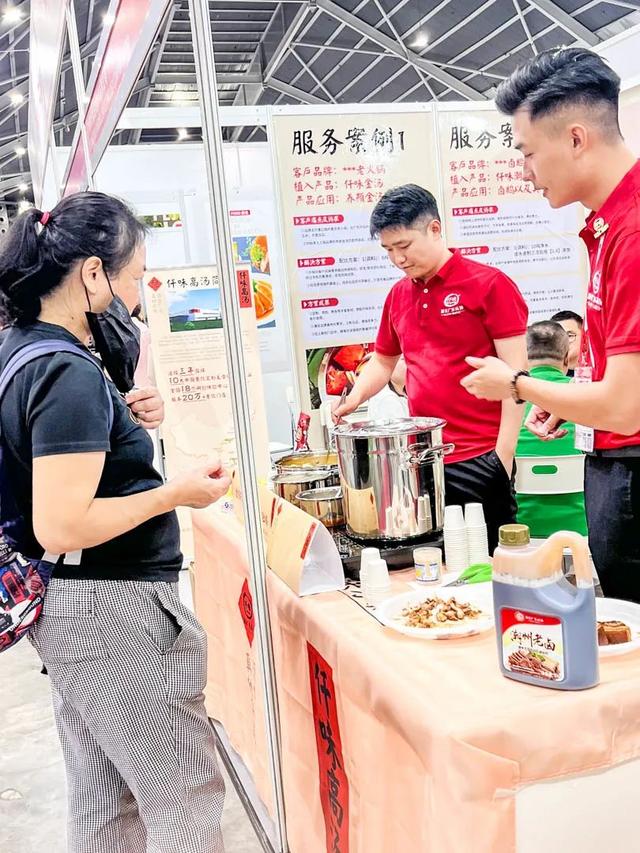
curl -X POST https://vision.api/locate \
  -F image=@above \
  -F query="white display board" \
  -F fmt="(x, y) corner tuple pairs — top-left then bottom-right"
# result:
(44, 143), (297, 447)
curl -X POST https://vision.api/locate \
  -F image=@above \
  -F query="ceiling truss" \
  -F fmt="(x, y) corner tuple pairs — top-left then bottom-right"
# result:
(0, 0), (636, 200)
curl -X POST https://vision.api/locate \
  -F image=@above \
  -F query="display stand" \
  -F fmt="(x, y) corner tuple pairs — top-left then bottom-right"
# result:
(30, 9), (640, 851)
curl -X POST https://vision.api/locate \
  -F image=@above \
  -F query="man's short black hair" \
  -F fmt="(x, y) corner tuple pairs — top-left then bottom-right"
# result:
(527, 321), (569, 363)
(495, 48), (621, 139)
(370, 184), (440, 238)
(551, 309), (583, 328)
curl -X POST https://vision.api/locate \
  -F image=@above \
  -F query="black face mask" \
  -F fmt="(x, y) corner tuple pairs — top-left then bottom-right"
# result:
(86, 274), (141, 394)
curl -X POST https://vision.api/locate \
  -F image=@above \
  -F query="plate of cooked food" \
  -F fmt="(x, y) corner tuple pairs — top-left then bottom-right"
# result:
(596, 598), (640, 656)
(376, 588), (494, 640)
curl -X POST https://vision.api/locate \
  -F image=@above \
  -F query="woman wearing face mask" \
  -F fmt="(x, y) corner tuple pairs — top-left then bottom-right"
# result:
(0, 193), (227, 853)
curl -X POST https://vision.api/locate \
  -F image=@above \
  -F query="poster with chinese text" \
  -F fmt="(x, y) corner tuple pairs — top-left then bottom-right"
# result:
(229, 198), (291, 372)
(272, 107), (439, 415)
(621, 84), (640, 155)
(438, 107), (588, 321)
(144, 264), (270, 552)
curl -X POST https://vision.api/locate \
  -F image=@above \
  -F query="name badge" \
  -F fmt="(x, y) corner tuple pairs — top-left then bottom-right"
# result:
(573, 366), (594, 453)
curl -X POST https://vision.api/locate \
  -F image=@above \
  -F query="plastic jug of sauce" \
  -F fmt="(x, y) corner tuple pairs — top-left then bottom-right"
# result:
(492, 524), (599, 690)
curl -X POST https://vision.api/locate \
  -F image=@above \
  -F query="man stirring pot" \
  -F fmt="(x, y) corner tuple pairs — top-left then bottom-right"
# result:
(334, 184), (528, 551)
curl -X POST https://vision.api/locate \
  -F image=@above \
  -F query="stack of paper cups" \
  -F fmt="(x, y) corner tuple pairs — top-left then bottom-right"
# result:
(443, 504), (469, 574)
(359, 547), (381, 588)
(363, 558), (391, 607)
(465, 502), (490, 564)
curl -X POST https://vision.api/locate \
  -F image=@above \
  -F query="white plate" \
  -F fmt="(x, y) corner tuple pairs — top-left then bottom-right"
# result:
(376, 587), (494, 640)
(596, 598), (640, 657)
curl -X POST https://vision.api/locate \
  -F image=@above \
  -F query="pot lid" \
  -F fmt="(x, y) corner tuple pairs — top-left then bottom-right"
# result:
(333, 417), (446, 438)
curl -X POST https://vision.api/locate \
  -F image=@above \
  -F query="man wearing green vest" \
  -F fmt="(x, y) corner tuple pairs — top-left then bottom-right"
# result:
(515, 321), (587, 537)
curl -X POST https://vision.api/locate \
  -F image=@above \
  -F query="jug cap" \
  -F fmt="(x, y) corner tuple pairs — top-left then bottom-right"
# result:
(499, 524), (530, 546)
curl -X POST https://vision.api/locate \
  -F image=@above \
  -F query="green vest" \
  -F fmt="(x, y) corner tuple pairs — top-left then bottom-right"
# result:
(515, 364), (587, 538)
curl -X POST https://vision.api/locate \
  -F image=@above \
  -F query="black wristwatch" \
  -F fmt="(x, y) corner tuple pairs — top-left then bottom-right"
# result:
(510, 370), (530, 404)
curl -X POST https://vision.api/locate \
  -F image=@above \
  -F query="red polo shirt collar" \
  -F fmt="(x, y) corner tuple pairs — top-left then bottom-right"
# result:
(580, 160), (640, 240)
(411, 249), (463, 288)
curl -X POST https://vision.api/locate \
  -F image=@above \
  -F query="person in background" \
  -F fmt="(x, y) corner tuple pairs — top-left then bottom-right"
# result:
(334, 184), (529, 551)
(515, 321), (587, 537)
(366, 354), (409, 420)
(550, 309), (583, 375)
(0, 192), (228, 852)
(461, 48), (640, 602)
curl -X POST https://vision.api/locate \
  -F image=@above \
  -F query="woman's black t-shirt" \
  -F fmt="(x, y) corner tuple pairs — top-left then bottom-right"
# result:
(0, 322), (181, 581)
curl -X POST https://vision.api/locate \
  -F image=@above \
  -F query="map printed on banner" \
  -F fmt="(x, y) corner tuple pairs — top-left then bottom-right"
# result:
(273, 110), (439, 354)
(438, 110), (588, 320)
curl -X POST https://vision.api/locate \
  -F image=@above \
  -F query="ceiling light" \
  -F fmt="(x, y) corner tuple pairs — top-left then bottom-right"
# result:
(411, 31), (429, 49)
(177, 128), (189, 141)
(14, 145), (25, 157)
(2, 6), (23, 24)
(9, 92), (23, 106)
(102, 12), (115, 26)
(18, 182), (28, 192)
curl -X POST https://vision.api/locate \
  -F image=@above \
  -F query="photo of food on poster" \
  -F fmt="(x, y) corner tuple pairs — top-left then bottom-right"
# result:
(306, 342), (374, 410)
(228, 200), (291, 372)
(232, 234), (275, 329)
(437, 108), (588, 319)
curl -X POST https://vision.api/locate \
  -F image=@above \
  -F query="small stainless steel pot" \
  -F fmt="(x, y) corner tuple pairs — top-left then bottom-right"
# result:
(274, 450), (340, 486)
(333, 417), (454, 542)
(272, 469), (333, 508)
(295, 486), (345, 529)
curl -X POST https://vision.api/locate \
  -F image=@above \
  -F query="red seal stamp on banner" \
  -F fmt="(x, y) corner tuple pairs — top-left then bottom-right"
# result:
(238, 579), (255, 646)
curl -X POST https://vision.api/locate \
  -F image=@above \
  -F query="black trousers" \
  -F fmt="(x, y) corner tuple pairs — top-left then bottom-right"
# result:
(585, 455), (640, 603)
(444, 449), (518, 555)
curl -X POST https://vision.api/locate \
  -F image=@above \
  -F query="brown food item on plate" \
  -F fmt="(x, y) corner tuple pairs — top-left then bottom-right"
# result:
(597, 620), (632, 646)
(402, 596), (483, 629)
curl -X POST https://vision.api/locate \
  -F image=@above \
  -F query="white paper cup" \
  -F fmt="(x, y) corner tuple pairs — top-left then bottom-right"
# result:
(366, 586), (392, 607)
(360, 547), (380, 583)
(464, 503), (486, 525)
(366, 558), (390, 587)
(444, 504), (465, 527)
(444, 531), (469, 571)
(467, 528), (488, 541)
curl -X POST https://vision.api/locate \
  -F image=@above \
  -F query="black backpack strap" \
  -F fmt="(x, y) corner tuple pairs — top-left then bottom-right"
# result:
(0, 340), (114, 428)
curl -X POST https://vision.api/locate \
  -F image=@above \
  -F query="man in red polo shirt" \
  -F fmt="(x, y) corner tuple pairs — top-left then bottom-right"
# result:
(461, 48), (640, 601)
(334, 184), (528, 550)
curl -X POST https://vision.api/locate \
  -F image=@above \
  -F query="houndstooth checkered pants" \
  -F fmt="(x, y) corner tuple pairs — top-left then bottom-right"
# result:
(29, 578), (226, 853)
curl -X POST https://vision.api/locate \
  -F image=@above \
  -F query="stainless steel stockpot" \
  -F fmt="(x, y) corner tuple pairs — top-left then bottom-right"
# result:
(333, 418), (453, 542)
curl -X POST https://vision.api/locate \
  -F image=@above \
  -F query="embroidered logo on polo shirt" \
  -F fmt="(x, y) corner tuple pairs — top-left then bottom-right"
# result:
(587, 270), (603, 311)
(441, 293), (464, 316)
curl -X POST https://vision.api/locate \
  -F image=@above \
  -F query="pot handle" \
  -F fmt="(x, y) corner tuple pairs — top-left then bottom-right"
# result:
(408, 442), (455, 465)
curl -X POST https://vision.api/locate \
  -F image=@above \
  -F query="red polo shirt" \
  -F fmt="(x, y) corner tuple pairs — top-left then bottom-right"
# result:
(580, 159), (640, 451)
(376, 249), (528, 464)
